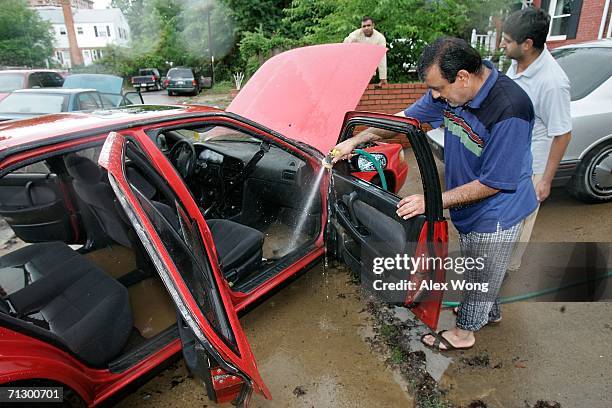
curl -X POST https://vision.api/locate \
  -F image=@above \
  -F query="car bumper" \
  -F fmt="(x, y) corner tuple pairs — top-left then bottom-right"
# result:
(167, 86), (196, 93)
(134, 83), (157, 88)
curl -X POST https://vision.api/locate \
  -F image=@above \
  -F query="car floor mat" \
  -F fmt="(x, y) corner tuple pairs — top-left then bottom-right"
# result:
(128, 277), (176, 339)
(83, 245), (136, 280)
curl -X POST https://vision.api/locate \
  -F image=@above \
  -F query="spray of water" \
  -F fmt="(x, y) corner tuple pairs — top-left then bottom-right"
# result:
(286, 166), (326, 254)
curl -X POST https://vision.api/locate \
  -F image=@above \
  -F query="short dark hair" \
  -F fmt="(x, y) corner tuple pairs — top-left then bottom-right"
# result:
(362, 16), (373, 24)
(503, 8), (550, 50)
(417, 37), (483, 83)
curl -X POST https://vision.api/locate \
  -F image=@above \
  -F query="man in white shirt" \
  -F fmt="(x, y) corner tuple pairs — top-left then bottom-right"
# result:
(502, 8), (572, 271)
(344, 16), (388, 86)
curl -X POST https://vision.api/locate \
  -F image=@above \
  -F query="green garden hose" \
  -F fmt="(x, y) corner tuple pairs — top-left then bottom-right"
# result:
(442, 270), (612, 308)
(353, 148), (387, 191)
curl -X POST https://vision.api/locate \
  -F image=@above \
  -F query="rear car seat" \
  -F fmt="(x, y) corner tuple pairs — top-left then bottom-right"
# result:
(0, 242), (133, 367)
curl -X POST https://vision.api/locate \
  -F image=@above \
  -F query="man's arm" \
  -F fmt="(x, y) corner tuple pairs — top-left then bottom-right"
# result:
(332, 91), (446, 162)
(536, 132), (571, 201)
(396, 180), (499, 219)
(331, 111), (406, 161)
(376, 33), (387, 82)
(343, 29), (359, 43)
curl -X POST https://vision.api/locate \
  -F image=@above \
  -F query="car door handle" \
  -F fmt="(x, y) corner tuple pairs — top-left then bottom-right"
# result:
(24, 181), (35, 206)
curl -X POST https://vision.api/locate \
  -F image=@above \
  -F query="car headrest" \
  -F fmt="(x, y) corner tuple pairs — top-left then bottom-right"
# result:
(64, 154), (103, 185)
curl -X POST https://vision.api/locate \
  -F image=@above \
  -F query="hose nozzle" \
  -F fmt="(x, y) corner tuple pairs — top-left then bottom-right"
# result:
(322, 148), (340, 169)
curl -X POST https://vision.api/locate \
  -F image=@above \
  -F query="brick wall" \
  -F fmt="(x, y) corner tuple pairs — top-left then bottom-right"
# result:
(355, 83), (428, 146)
(534, 0), (610, 49)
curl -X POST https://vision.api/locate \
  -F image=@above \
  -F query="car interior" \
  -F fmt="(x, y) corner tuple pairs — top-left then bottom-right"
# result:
(0, 123), (321, 372)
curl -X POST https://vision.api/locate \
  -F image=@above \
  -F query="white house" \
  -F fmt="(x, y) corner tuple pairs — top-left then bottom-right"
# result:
(36, 7), (130, 68)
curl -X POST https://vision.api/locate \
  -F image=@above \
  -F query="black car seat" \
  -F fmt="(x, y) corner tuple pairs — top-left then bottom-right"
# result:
(64, 154), (133, 247)
(151, 201), (263, 283)
(0, 242), (133, 367)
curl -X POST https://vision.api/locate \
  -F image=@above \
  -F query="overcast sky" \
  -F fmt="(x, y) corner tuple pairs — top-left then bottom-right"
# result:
(93, 0), (112, 9)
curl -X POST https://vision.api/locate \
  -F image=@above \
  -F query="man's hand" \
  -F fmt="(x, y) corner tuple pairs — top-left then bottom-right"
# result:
(535, 178), (551, 202)
(331, 138), (357, 163)
(396, 194), (425, 219)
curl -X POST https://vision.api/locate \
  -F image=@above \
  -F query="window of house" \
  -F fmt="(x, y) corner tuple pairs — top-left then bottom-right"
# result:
(59, 26), (67, 35)
(548, 0), (574, 39)
(77, 26), (83, 35)
(94, 26), (98, 37)
(106, 26), (111, 37)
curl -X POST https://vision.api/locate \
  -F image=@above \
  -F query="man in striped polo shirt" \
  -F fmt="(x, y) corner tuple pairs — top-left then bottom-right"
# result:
(333, 37), (537, 350)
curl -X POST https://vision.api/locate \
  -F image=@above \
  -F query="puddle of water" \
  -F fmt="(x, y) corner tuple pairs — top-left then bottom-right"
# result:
(118, 264), (413, 407)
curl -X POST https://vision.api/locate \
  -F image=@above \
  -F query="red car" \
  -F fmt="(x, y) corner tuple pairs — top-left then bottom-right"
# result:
(0, 44), (447, 406)
(0, 70), (66, 102)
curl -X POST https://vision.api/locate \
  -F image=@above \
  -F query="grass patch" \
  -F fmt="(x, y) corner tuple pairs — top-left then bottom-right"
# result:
(207, 80), (234, 95)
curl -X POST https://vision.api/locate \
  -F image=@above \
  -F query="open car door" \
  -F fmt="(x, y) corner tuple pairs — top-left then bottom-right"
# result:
(98, 131), (270, 406)
(330, 112), (448, 330)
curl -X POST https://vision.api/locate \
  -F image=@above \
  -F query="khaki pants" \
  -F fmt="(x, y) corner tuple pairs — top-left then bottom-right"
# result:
(507, 174), (543, 271)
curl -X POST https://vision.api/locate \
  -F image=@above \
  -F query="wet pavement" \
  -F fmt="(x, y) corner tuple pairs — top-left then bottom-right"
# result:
(117, 264), (413, 408)
(139, 89), (233, 109)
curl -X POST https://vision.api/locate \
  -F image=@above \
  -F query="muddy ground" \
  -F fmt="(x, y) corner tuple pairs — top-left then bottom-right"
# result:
(0, 91), (609, 407)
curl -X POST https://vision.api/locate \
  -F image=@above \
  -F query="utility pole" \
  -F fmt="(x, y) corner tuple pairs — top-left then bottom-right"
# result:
(61, 0), (83, 67)
(207, 8), (214, 86)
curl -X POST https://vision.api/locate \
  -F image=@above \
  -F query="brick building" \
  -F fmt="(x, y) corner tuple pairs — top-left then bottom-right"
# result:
(533, 0), (612, 48)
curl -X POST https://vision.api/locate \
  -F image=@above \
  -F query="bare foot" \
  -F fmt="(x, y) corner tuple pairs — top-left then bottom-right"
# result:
(421, 327), (475, 350)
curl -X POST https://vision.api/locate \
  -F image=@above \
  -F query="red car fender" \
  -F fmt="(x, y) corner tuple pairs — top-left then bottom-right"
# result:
(0, 327), (97, 403)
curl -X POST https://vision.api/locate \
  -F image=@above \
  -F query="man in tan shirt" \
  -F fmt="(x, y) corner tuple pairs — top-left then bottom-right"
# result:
(344, 16), (388, 86)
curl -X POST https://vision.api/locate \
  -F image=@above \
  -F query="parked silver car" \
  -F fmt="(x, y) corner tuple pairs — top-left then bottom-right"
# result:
(426, 39), (612, 203)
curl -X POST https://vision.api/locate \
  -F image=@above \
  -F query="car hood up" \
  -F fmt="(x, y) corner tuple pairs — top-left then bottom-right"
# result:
(227, 43), (386, 154)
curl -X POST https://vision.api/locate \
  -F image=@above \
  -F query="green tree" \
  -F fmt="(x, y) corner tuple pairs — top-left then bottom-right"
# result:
(0, 0), (54, 67)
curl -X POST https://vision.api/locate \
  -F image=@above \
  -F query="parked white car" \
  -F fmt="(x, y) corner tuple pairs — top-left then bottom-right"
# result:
(426, 39), (612, 203)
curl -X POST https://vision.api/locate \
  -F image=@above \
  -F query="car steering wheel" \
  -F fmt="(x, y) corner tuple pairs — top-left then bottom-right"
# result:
(168, 138), (197, 179)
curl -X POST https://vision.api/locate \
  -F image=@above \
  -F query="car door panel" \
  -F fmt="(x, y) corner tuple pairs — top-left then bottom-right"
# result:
(0, 172), (78, 243)
(331, 112), (447, 330)
(98, 131), (270, 405)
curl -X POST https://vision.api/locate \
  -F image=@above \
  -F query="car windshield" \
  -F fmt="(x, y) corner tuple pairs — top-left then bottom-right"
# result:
(0, 93), (68, 114)
(168, 69), (193, 78)
(177, 126), (260, 143)
(0, 73), (25, 93)
(551, 47), (612, 101)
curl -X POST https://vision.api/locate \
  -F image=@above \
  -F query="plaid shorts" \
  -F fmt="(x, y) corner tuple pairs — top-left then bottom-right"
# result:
(455, 222), (521, 332)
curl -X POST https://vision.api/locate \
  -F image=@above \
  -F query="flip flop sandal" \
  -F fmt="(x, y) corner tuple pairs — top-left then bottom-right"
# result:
(420, 329), (474, 351)
(452, 306), (502, 324)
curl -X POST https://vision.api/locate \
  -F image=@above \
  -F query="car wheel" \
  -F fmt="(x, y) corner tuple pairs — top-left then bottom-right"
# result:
(168, 91), (173, 96)
(568, 140), (612, 203)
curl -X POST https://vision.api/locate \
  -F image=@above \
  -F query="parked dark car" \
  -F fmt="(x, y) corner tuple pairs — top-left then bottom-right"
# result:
(164, 67), (206, 96)
(0, 70), (65, 102)
(0, 88), (143, 122)
(131, 68), (162, 92)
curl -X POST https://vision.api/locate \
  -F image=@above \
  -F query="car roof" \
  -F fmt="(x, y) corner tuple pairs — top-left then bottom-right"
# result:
(0, 69), (59, 74)
(554, 38), (612, 49)
(11, 88), (96, 94)
(0, 104), (220, 156)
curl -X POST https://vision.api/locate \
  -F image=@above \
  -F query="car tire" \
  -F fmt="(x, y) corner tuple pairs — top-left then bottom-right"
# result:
(168, 91), (173, 96)
(568, 140), (612, 203)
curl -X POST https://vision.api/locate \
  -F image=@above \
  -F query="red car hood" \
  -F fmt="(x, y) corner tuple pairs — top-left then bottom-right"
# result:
(0, 93), (8, 102)
(227, 44), (386, 154)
